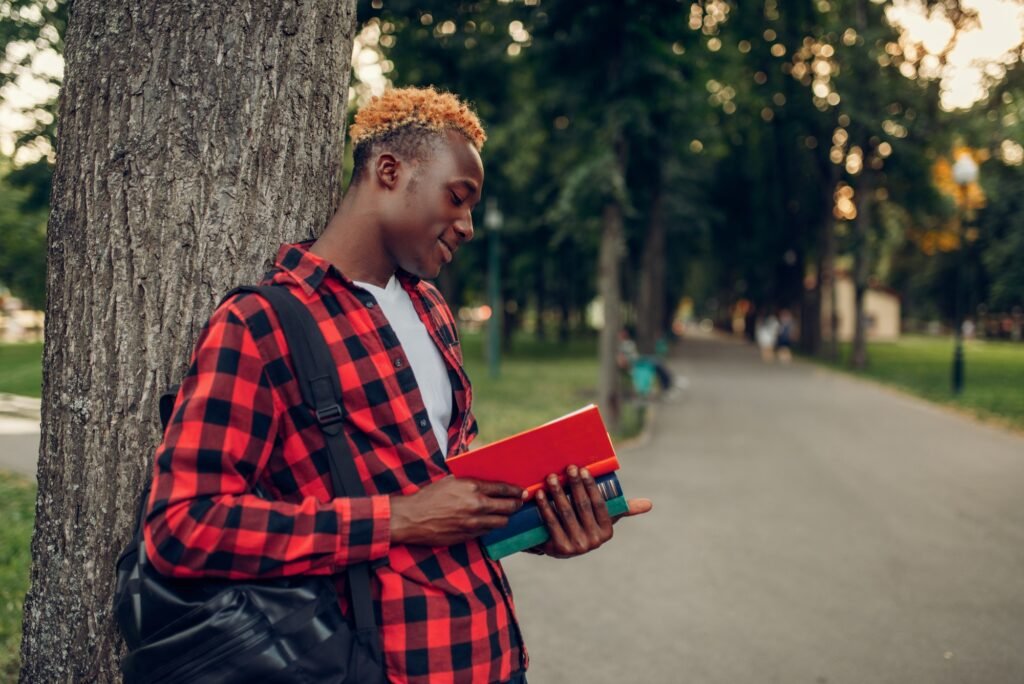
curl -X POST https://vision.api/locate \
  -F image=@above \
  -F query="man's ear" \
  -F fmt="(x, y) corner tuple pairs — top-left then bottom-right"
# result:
(375, 153), (401, 190)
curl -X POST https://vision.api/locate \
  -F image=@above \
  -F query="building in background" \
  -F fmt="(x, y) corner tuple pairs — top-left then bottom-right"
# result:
(821, 272), (901, 342)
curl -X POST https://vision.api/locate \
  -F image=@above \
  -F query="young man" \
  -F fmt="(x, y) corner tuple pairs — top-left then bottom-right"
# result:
(144, 87), (651, 683)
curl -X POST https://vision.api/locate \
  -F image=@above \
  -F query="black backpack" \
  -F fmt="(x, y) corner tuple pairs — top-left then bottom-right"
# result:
(114, 285), (385, 683)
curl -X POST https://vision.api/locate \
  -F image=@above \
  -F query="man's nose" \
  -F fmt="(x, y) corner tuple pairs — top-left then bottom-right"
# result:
(455, 214), (474, 242)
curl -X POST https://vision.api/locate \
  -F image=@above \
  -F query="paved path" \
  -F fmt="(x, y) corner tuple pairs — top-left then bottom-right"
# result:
(0, 415), (39, 479)
(503, 334), (1024, 684)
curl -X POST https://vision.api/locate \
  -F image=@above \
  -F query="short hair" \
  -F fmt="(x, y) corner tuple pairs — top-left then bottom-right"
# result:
(348, 86), (486, 184)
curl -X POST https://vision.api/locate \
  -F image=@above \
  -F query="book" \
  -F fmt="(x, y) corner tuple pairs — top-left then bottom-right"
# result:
(447, 404), (620, 498)
(481, 471), (628, 560)
(482, 471), (624, 545)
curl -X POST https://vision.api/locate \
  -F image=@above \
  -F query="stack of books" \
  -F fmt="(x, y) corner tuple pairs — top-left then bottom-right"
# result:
(447, 405), (627, 560)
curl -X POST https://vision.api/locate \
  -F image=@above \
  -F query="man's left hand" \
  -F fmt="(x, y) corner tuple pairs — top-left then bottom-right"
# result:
(533, 465), (653, 559)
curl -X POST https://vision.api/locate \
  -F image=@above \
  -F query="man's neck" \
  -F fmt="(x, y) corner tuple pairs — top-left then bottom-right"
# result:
(310, 192), (395, 287)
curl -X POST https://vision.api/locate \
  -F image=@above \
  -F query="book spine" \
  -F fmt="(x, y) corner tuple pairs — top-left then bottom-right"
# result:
(522, 456), (622, 498)
(484, 495), (629, 560)
(483, 471), (622, 545)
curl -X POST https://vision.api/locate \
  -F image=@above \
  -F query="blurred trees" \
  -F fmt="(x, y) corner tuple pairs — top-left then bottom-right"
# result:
(3, 0), (1024, 380)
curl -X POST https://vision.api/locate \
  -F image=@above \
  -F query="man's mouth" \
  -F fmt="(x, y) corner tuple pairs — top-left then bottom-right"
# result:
(438, 237), (455, 263)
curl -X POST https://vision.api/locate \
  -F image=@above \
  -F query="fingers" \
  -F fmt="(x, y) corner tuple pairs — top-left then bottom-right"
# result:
(546, 471), (585, 543)
(535, 488), (571, 554)
(474, 479), (528, 500)
(612, 497), (654, 522)
(580, 467), (614, 531)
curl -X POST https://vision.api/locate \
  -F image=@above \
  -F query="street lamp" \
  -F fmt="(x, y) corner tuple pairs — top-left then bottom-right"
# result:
(485, 198), (503, 379)
(950, 152), (979, 395)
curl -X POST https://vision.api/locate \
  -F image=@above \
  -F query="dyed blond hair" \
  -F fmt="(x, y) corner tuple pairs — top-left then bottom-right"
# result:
(349, 86), (486, 150)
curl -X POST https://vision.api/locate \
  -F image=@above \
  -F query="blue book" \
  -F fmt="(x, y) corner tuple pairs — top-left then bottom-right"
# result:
(482, 472), (625, 560)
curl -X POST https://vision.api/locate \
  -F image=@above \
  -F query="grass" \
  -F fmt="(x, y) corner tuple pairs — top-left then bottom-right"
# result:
(815, 335), (1024, 430)
(0, 472), (35, 680)
(0, 343), (42, 398)
(460, 329), (645, 444)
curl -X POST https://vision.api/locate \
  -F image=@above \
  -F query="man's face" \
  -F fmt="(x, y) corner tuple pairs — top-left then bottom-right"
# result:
(382, 130), (484, 280)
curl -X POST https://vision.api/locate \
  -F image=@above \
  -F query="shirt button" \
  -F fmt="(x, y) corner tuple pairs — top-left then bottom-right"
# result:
(394, 358), (403, 368)
(419, 419), (428, 428)
(365, 300), (375, 309)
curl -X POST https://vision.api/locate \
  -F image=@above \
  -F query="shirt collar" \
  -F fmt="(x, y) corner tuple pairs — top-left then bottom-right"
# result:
(273, 240), (422, 296)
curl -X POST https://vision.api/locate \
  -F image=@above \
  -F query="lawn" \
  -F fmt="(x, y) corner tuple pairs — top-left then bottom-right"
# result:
(0, 343), (42, 398)
(460, 329), (644, 443)
(818, 335), (1024, 430)
(0, 472), (35, 680)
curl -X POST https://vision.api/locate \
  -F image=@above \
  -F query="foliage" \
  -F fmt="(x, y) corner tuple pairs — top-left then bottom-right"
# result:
(0, 160), (47, 309)
(0, 342), (43, 396)
(0, 471), (36, 680)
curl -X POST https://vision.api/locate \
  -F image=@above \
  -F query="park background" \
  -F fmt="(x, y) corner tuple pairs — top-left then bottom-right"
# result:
(1, 0), (1024, 680)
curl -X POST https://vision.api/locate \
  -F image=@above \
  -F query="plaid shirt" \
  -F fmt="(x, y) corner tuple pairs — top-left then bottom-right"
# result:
(145, 241), (527, 683)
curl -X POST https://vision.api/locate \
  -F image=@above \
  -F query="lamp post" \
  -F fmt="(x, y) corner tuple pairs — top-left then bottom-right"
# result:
(485, 198), (503, 379)
(950, 152), (978, 395)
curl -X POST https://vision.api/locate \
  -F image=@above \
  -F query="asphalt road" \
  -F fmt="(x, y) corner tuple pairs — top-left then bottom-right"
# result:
(503, 334), (1024, 684)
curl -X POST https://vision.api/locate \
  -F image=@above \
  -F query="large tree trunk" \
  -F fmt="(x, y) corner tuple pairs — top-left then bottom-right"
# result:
(850, 171), (874, 370)
(19, 2), (357, 680)
(636, 188), (666, 356)
(598, 200), (624, 433)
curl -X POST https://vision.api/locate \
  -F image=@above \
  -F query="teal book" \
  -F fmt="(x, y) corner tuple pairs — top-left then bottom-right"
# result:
(482, 472), (626, 560)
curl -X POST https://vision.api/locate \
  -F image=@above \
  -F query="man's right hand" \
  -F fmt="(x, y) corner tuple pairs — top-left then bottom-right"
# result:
(389, 476), (526, 547)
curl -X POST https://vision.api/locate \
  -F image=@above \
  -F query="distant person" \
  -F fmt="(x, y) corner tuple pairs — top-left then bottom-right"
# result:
(756, 312), (779, 362)
(618, 326), (678, 396)
(776, 309), (794, 363)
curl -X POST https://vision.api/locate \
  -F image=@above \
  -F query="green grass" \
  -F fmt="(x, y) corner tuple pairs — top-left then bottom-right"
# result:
(816, 336), (1024, 429)
(0, 343), (43, 398)
(461, 330), (644, 444)
(0, 472), (35, 680)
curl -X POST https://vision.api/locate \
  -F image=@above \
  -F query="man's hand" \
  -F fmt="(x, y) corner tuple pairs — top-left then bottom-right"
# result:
(390, 476), (526, 547)
(534, 465), (653, 559)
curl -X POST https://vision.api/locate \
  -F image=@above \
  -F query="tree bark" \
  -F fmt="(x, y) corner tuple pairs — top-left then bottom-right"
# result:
(20, 1), (357, 680)
(597, 200), (624, 433)
(636, 187), (666, 356)
(850, 170), (874, 370)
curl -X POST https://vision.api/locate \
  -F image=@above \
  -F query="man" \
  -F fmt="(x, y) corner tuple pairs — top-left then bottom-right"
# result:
(145, 86), (651, 683)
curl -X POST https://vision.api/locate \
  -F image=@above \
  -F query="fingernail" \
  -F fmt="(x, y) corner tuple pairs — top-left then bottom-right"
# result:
(521, 489), (530, 500)
(536, 490), (545, 501)
(580, 467), (591, 480)
(548, 474), (559, 486)
(568, 465), (578, 478)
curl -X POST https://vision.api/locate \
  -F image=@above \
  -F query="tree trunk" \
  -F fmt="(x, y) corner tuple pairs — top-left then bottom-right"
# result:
(850, 171), (874, 370)
(19, 2), (357, 680)
(598, 201), (624, 433)
(636, 188), (666, 356)
(534, 251), (547, 342)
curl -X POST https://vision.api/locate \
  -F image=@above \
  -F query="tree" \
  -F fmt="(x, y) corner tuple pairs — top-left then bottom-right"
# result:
(18, 1), (357, 679)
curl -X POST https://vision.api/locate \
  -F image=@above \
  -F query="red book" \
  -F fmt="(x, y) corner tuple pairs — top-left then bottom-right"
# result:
(447, 404), (620, 498)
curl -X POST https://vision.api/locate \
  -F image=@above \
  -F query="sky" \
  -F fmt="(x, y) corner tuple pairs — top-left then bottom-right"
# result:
(1, 0), (1023, 161)
(888, 0), (1024, 110)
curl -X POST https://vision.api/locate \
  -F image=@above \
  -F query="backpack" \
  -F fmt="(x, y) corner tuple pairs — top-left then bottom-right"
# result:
(113, 284), (385, 684)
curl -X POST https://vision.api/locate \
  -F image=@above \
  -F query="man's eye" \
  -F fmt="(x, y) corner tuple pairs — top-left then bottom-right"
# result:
(450, 191), (464, 206)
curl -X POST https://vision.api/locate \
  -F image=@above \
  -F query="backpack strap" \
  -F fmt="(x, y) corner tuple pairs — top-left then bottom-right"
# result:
(222, 285), (379, 650)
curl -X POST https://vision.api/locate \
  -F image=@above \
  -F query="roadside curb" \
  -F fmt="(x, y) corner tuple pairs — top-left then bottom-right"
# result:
(0, 394), (41, 421)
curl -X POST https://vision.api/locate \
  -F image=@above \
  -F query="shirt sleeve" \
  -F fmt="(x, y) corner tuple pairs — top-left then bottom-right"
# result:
(143, 297), (391, 580)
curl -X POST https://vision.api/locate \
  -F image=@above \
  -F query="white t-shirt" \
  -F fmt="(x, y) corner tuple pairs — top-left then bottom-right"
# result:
(353, 275), (453, 456)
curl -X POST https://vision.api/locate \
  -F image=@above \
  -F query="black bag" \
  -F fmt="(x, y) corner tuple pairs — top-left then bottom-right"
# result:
(114, 285), (386, 684)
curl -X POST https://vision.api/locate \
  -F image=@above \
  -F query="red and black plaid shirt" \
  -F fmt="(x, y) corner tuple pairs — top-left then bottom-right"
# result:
(145, 241), (528, 683)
